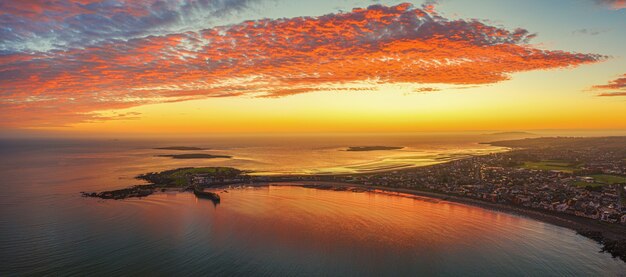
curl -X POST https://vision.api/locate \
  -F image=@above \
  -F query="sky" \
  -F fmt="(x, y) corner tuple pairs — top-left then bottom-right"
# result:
(0, 0), (625, 136)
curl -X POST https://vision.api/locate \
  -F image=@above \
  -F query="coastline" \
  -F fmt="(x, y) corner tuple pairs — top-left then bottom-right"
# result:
(82, 137), (626, 262)
(214, 180), (626, 262)
(217, 181), (625, 240)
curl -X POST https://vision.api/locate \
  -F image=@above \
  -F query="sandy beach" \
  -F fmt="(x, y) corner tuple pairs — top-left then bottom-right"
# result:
(217, 181), (626, 241)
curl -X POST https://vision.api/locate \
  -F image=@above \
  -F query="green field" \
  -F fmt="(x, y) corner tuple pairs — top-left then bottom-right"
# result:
(168, 167), (241, 185)
(573, 174), (626, 188)
(140, 167), (242, 186)
(590, 174), (626, 184)
(519, 161), (578, 173)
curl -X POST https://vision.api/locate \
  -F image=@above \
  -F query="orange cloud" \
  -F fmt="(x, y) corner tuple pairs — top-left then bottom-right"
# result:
(591, 74), (626, 96)
(414, 87), (441, 93)
(0, 3), (605, 127)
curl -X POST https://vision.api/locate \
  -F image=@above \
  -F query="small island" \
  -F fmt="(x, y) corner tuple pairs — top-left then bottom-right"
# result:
(346, 146), (404, 151)
(154, 146), (205, 150)
(157, 154), (231, 159)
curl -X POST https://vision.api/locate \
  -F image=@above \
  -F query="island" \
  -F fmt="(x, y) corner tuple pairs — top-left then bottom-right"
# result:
(156, 154), (231, 159)
(83, 136), (626, 262)
(154, 146), (205, 150)
(346, 146), (404, 151)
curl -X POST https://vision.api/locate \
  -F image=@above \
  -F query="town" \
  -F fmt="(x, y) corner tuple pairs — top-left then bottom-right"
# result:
(249, 137), (626, 226)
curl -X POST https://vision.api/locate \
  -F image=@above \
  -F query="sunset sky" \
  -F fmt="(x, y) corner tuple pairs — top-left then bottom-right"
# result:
(1, 0), (625, 136)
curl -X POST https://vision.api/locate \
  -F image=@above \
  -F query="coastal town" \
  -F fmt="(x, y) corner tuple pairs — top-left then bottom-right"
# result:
(328, 153), (626, 225)
(252, 137), (626, 226)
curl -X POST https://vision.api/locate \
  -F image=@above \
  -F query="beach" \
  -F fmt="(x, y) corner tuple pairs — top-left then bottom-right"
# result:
(216, 181), (626, 241)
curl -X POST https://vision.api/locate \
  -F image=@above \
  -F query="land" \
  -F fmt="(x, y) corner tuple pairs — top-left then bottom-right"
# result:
(154, 146), (205, 150)
(81, 184), (155, 199)
(156, 154), (231, 159)
(346, 146), (404, 151)
(137, 167), (242, 187)
(220, 180), (626, 245)
(486, 131), (537, 136)
(83, 136), (626, 262)
(518, 160), (579, 173)
(83, 167), (240, 203)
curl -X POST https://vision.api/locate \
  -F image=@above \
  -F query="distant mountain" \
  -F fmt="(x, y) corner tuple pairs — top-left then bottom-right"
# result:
(485, 131), (537, 136)
(488, 136), (626, 151)
(481, 131), (538, 142)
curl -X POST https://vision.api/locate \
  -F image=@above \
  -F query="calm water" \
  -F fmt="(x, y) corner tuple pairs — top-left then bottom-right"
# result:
(0, 135), (624, 275)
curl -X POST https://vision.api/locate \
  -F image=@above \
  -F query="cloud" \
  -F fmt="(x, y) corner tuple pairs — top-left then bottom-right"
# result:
(593, 0), (626, 9)
(0, 3), (606, 127)
(421, 0), (439, 15)
(0, 0), (261, 52)
(591, 74), (626, 96)
(572, 28), (607, 36)
(414, 87), (441, 93)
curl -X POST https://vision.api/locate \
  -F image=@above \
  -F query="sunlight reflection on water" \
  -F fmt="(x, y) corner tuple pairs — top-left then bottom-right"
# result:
(0, 135), (624, 275)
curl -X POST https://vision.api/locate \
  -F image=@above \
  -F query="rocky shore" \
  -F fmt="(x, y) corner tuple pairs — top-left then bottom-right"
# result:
(577, 230), (626, 262)
(81, 184), (155, 199)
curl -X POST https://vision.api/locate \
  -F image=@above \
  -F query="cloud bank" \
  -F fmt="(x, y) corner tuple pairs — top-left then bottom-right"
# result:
(0, 0), (260, 52)
(0, 3), (606, 127)
(591, 74), (626, 96)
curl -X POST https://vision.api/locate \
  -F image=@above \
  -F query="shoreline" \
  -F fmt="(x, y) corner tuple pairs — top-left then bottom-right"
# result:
(83, 136), (626, 262)
(217, 181), (625, 240)
(215, 181), (626, 262)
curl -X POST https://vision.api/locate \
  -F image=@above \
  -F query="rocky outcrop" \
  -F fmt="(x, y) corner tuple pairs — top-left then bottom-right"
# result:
(577, 230), (626, 262)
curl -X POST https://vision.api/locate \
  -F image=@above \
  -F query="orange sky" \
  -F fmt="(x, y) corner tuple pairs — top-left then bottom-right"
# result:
(1, 1), (625, 136)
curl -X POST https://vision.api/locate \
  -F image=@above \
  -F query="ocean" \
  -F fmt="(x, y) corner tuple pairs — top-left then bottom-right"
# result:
(0, 134), (624, 275)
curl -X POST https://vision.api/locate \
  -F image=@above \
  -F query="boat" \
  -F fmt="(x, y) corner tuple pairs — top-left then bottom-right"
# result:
(193, 188), (221, 203)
